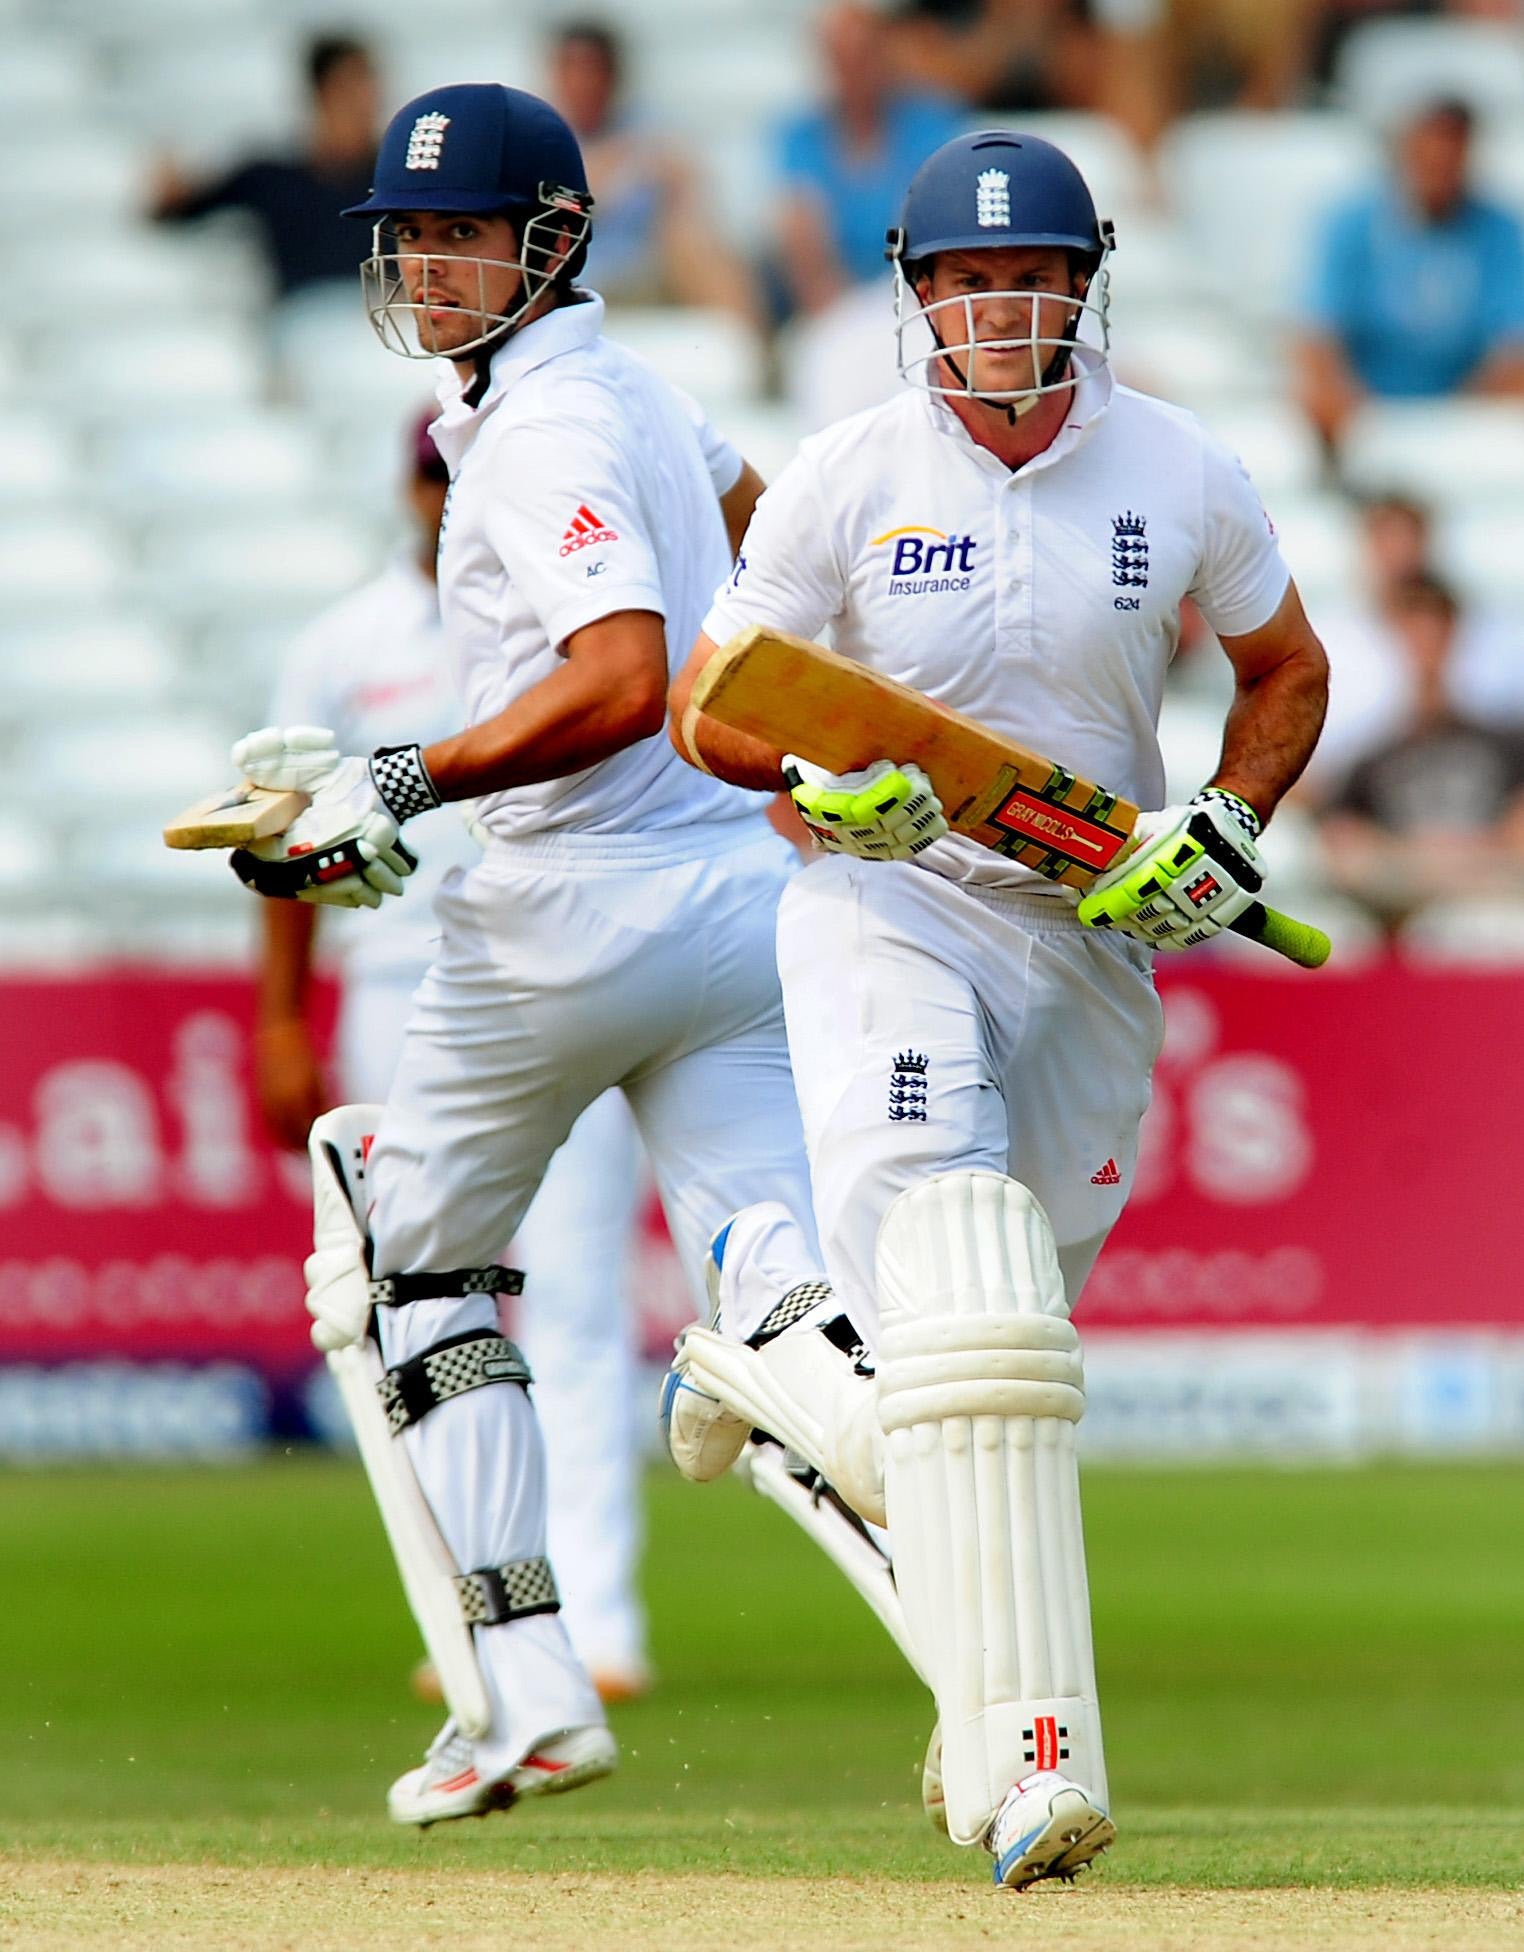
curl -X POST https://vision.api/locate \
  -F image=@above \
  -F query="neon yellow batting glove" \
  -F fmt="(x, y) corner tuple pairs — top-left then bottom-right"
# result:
(784, 756), (948, 861)
(1077, 787), (1264, 950)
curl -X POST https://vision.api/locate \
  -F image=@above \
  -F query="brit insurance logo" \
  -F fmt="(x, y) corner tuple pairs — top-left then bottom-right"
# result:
(874, 524), (978, 597)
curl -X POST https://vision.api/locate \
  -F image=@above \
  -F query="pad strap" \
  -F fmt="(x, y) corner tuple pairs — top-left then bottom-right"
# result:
(748, 1279), (835, 1347)
(369, 1264), (524, 1307)
(379, 1331), (532, 1435)
(456, 1554), (560, 1627)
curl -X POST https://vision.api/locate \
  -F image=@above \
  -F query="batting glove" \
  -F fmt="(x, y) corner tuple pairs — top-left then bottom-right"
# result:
(228, 726), (439, 909)
(785, 755), (948, 862)
(1077, 787), (1264, 951)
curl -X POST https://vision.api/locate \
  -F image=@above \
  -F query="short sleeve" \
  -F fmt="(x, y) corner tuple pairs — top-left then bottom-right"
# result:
(1484, 209), (1524, 341)
(481, 416), (668, 650)
(701, 449), (844, 646)
(1188, 436), (1291, 640)
(671, 383), (743, 497)
(776, 113), (824, 192)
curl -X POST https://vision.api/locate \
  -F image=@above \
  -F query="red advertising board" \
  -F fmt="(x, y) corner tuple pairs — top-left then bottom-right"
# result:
(0, 965), (1519, 1409)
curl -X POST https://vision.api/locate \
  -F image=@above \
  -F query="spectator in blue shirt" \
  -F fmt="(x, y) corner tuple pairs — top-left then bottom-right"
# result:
(1295, 96), (1524, 453)
(772, 0), (966, 317)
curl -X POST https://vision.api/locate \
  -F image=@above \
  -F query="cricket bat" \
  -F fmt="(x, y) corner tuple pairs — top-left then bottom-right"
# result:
(162, 781), (309, 850)
(691, 625), (1331, 970)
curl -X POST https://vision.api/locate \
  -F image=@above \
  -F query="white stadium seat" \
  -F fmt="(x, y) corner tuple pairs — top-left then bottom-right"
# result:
(1264, 492), (1362, 613)
(0, 517), (128, 605)
(1437, 500), (1524, 608)
(0, 418), (82, 508)
(2, 617), (180, 719)
(1191, 401), (1325, 501)
(19, 715), (233, 816)
(604, 307), (767, 409)
(138, 511), (380, 622)
(1159, 112), (1379, 321)
(979, 112), (1152, 231)
(1341, 401), (1524, 509)
(28, 318), (266, 424)
(108, 33), (298, 147)
(0, 36), (97, 114)
(1333, 18), (1524, 129)
(2, 131), (144, 221)
(1111, 313), (1278, 414)
(97, 412), (326, 518)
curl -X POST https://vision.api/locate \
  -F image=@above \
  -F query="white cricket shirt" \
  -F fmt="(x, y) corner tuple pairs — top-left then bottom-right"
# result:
(271, 556), (478, 977)
(702, 352), (1291, 892)
(429, 291), (759, 841)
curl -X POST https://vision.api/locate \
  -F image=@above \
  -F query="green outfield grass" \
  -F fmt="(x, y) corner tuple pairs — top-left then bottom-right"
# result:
(0, 1457), (1520, 1889)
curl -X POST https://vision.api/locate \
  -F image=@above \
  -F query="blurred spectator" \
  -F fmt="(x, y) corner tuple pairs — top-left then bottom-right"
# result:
(1318, 570), (1524, 921)
(1294, 96), (1524, 454)
(772, 2), (965, 318)
(547, 19), (757, 323)
(148, 33), (380, 304)
(887, 0), (1103, 115)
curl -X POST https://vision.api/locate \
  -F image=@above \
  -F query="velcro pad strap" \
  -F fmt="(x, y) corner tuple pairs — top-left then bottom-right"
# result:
(379, 1331), (532, 1435)
(369, 1264), (524, 1306)
(748, 1279), (835, 1347)
(456, 1554), (560, 1628)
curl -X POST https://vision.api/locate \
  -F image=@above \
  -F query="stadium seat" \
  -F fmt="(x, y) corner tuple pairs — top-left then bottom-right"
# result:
(1436, 501), (1524, 608)
(1341, 401), (1524, 509)
(3, 130), (145, 220)
(710, 402), (808, 483)
(1111, 313), (1279, 414)
(0, 811), (61, 897)
(0, 34), (97, 114)
(108, 33), (298, 147)
(1333, 17), (1524, 129)
(2, 617), (180, 720)
(0, 517), (128, 605)
(1191, 401), (1325, 500)
(19, 715), (234, 818)
(1398, 896), (1524, 966)
(97, 413), (326, 520)
(604, 307), (767, 409)
(29, 318), (266, 423)
(977, 112), (1151, 230)
(0, 418), (81, 509)
(1265, 492), (1362, 612)
(1158, 112), (1379, 321)
(137, 511), (380, 625)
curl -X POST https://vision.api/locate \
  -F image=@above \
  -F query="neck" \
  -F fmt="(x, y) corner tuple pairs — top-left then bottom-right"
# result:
(942, 379), (1075, 469)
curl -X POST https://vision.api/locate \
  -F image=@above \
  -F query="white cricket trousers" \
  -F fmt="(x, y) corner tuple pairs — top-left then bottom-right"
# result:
(366, 818), (821, 1773)
(777, 857), (1164, 1343)
(340, 972), (646, 1675)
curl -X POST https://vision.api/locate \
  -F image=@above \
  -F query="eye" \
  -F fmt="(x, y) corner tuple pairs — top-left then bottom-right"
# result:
(449, 222), (479, 242)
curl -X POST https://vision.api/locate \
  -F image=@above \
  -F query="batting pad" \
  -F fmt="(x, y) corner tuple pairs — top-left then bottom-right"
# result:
(876, 1172), (1106, 1846)
(310, 1107), (492, 1739)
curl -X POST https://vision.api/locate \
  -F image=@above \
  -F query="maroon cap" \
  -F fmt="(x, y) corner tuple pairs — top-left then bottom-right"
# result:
(410, 406), (448, 482)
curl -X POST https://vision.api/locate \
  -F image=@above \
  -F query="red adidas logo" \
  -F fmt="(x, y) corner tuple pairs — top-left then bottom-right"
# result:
(559, 502), (619, 557)
(1090, 1157), (1121, 1186)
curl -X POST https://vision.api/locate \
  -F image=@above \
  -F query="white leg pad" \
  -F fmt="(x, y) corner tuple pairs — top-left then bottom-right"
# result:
(309, 1107), (492, 1740)
(675, 1324), (886, 1527)
(876, 1171), (1106, 1847)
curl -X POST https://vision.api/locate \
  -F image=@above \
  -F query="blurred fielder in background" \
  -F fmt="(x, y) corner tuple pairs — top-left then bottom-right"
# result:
(225, 81), (832, 1828)
(253, 408), (651, 1700)
(668, 129), (1329, 1888)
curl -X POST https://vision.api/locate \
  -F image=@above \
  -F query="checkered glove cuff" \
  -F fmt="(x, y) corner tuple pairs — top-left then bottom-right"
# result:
(369, 744), (441, 823)
(1195, 787), (1261, 839)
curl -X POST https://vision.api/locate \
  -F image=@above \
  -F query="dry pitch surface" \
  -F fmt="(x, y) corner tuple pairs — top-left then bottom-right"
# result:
(2, 1864), (1520, 1951)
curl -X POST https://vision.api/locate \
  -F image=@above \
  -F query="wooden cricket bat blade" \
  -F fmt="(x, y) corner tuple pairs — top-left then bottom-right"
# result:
(162, 782), (309, 850)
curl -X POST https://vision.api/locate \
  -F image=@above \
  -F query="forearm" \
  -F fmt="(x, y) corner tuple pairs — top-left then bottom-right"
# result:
(1212, 651), (1329, 825)
(675, 706), (788, 792)
(422, 615), (667, 799)
(256, 898), (319, 1028)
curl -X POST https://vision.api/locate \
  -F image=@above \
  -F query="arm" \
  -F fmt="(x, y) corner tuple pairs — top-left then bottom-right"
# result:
(253, 896), (329, 1149)
(775, 189), (849, 317)
(1292, 329), (1365, 450)
(669, 631), (788, 789)
(719, 462), (765, 560)
(423, 609), (668, 798)
(1211, 579), (1330, 825)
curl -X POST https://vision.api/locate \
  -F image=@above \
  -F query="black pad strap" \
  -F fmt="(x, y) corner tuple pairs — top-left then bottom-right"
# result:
(821, 1311), (875, 1377)
(379, 1332), (532, 1435)
(747, 1279), (834, 1348)
(369, 1264), (524, 1307)
(456, 1554), (560, 1627)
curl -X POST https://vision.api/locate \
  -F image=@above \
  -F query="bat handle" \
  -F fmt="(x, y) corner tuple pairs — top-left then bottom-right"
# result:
(1229, 901), (1332, 969)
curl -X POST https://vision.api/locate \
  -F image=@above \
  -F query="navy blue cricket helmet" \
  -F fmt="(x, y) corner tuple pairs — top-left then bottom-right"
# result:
(345, 82), (589, 221)
(346, 84), (595, 360)
(886, 130), (1111, 271)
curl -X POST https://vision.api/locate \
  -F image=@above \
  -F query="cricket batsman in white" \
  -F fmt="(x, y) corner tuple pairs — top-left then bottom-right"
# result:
(666, 130), (1329, 1887)
(223, 83), (830, 1824)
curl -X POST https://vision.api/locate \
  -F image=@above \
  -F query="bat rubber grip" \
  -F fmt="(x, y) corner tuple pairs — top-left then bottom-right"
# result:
(1229, 901), (1332, 969)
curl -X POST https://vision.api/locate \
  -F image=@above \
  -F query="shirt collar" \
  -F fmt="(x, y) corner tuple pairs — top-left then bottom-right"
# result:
(920, 345), (1113, 478)
(430, 289), (605, 465)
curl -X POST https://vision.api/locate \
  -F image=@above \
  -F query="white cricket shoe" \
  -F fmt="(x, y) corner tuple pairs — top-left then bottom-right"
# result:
(660, 1217), (749, 1482)
(387, 1721), (617, 1828)
(986, 1769), (1115, 1888)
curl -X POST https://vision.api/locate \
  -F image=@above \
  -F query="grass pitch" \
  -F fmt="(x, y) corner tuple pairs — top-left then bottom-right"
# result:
(0, 1457), (1519, 1945)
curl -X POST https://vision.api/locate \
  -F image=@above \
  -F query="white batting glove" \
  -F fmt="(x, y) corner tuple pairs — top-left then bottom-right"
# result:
(303, 1244), (371, 1353)
(785, 756), (948, 862)
(1077, 788), (1264, 950)
(229, 726), (437, 909)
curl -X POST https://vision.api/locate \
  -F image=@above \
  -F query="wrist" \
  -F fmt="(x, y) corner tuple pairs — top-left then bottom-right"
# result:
(1198, 785), (1262, 837)
(369, 744), (442, 822)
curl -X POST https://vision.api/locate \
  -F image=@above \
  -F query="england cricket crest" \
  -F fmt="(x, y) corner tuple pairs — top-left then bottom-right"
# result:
(1111, 510), (1148, 589)
(405, 112), (450, 171)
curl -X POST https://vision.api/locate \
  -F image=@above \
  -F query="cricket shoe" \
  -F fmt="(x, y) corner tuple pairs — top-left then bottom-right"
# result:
(387, 1720), (617, 1827)
(985, 1769), (1115, 1889)
(660, 1217), (750, 1483)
